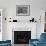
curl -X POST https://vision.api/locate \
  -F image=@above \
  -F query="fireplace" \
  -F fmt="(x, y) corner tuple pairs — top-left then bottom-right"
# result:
(14, 31), (31, 44)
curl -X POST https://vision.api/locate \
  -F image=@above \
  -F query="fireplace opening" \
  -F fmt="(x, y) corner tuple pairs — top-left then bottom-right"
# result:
(14, 31), (31, 44)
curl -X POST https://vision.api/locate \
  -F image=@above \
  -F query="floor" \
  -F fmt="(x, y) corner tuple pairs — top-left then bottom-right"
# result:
(12, 44), (29, 46)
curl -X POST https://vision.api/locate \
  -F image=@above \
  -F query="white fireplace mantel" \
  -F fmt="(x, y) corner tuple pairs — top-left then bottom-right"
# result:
(6, 22), (37, 44)
(12, 28), (31, 31)
(12, 22), (37, 39)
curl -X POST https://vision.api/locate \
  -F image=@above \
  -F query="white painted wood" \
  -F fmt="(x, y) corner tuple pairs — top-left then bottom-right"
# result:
(0, 9), (2, 41)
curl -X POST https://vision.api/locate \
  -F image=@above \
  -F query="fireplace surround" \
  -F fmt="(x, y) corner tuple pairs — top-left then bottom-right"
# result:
(12, 28), (31, 44)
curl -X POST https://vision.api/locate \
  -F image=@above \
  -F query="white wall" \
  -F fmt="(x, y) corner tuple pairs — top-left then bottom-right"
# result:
(2, 8), (45, 43)
(1, 0), (45, 43)
(0, 9), (3, 41)
(0, 0), (46, 11)
(36, 10), (45, 39)
(2, 9), (8, 40)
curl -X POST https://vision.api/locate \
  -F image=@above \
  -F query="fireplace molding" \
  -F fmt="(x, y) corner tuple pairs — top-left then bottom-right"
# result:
(12, 28), (31, 44)
(12, 28), (31, 31)
(11, 23), (37, 44)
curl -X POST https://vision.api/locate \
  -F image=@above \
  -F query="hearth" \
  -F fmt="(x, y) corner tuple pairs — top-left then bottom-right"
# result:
(14, 31), (31, 44)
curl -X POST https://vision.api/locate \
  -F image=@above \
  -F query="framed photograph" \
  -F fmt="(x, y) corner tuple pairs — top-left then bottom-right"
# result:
(16, 5), (30, 16)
